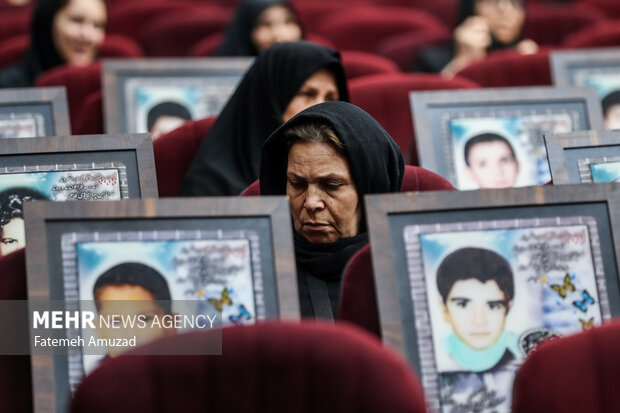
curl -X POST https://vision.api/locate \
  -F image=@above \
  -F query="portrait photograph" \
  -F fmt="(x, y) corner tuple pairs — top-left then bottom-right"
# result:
(589, 160), (620, 183)
(448, 114), (573, 190)
(0, 162), (128, 257)
(60, 228), (261, 388)
(403, 216), (610, 412)
(582, 72), (620, 130)
(124, 76), (241, 138)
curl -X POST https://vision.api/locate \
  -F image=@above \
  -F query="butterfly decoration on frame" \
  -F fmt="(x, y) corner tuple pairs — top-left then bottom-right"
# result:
(550, 273), (575, 299)
(229, 304), (252, 325)
(208, 287), (232, 311)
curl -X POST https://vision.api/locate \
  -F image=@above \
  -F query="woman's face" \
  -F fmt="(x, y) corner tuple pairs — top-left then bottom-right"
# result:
(52, 0), (107, 66)
(251, 5), (302, 53)
(286, 141), (361, 244)
(282, 68), (339, 123)
(0, 217), (25, 256)
(475, 0), (525, 44)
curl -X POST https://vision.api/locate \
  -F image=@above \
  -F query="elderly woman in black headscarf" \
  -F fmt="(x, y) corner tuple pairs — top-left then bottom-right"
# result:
(416, 0), (537, 76)
(217, 0), (302, 57)
(260, 101), (405, 319)
(180, 41), (348, 197)
(0, 0), (107, 88)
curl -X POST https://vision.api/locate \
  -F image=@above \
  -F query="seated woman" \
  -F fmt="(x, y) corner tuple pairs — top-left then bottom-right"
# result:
(216, 0), (303, 57)
(180, 41), (348, 197)
(416, 0), (537, 77)
(0, 0), (107, 88)
(260, 101), (405, 319)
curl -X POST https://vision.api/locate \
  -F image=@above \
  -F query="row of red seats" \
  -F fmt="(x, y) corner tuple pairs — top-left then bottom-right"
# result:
(0, 1), (613, 61)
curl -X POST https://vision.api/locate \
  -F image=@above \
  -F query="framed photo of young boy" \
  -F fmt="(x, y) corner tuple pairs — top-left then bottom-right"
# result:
(102, 58), (253, 138)
(0, 87), (70, 138)
(23, 196), (298, 413)
(550, 48), (620, 130)
(410, 86), (604, 190)
(0, 133), (157, 258)
(545, 129), (620, 184)
(365, 184), (620, 412)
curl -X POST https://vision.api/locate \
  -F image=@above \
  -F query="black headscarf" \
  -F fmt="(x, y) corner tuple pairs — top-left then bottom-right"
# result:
(180, 41), (349, 197)
(0, 0), (68, 87)
(216, 0), (302, 57)
(260, 101), (404, 318)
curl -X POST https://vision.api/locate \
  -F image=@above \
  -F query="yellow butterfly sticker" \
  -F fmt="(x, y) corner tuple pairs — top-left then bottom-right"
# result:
(550, 273), (575, 299)
(208, 287), (232, 311)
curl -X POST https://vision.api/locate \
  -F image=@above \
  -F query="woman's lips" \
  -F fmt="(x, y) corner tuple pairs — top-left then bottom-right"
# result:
(302, 222), (330, 231)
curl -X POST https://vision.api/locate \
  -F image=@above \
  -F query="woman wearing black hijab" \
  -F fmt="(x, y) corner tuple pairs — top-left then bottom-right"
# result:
(216, 0), (302, 57)
(416, 0), (537, 76)
(180, 41), (348, 197)
(0, 0), (107, 88)
(260, 101), (405, 319)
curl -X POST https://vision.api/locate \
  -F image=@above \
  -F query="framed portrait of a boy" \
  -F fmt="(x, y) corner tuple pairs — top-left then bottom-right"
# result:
(550, 48), (620, 130)
(102, 58), (252, 138)
(23, 197), (298, 413)
(0, 87), (70, 138)
(545, 129), (620, 184)
(410, 86), (604, 190)
(365, 185), (620, 412)
(0, 133), (157, 257)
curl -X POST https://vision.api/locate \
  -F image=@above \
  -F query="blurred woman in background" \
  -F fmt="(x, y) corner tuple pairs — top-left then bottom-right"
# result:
(0, 0), (107, 87)
(216, 0), (302, 57)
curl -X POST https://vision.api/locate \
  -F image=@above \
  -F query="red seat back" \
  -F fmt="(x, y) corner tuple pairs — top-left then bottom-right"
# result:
(512, 321), (620, 413)
(349, 72), (479, 164)
(0, 10), (29, 44)
(74, 90), (103, 135)
(563, 20), (620, 48)
(70, 322), (426, 413)
(581, 0), (620, 19)
(340, 50), (399, 80)
(454, 49), (552, 88)
(0, 249), (32, 413)
(339, 166), (453, 336)
(138, 8), (231, 57)
(153, 117), (217, 197)
(523, 3), (606, 46)
(35, 62), (102, 134)
(0, 35), (28, 70)
(375, 29), (451, 72)
(315, 6), (446, 53)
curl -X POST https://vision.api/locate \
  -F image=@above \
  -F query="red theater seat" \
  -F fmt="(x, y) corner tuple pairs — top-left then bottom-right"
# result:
(0, 10), (29, 44)
(349, 72), (479, 164)
(339, 167), (454, 336)
(315, 6), (446, 53)
(0, 249), (32, 413)
(153, 117), (217, 197)
(523, 3), (606, 46)
(0, 35), (28, 70)
(512, 321), (620, 413)
(74, 90), (103, 135)
(375, 30), (452, 72)
(70, 322), (426, 413)
(138, 8), (231, 57)
(454, 50), (552, 88)
(340, 50), (399, 80)
(563, 20), (620, 48)
(581, 0), (620, 19)
(35, 63), (102, 134)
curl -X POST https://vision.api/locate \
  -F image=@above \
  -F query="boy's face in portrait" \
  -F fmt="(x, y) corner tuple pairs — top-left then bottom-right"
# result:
(466, 140), (519, 188)
(604, 104), (620, 130)
(442, 278), (511, 350)
(96, 284), (175, 356)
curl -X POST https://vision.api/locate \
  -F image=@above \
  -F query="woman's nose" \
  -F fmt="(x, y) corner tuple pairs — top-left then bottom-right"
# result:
(304, 186), (325, 211)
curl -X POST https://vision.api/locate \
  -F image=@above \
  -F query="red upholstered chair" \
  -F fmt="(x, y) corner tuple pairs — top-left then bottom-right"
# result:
(512, 321), (620, 413)
(74, 90), (103, 135)
(454, 49), (553, 88)
(349, 72), (480, 164)
(0, 35), (28, 70)
(0, 10), (29, 44)
(375, 30), (452, 72)
(339, 166), (454, 337)
(35, 62), (102, 134)
(315, 6), (446, 54)
(138, 8), (231, 57)
(240, 180), (260, 197)
(293, 2), (350, 31)
(153, 116), (216, 197)
(340, 50), (399, 80)
(70, 322), (427, 413)
(581, 0), (620, 19)
(563, 20), (620, 48)
(106, 1), (206, 39)
(0, 248), (32, 413)
(523, 3), (606, 46)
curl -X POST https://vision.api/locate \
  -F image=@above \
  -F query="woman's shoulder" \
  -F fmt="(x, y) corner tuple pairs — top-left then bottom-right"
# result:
(0, 62), (32, 88)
